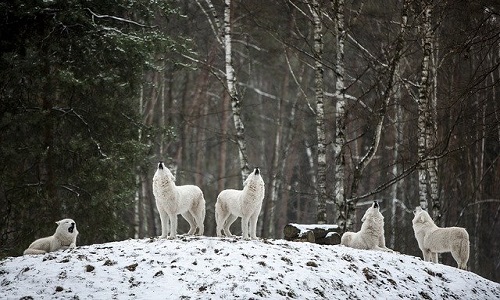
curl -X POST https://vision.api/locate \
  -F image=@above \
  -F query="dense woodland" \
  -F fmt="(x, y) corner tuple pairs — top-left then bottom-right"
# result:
(1, 0), (499, 282)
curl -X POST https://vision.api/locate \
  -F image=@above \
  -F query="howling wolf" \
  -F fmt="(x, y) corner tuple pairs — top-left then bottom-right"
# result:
(215, 167), (265, 240)
(152, 162), (206, 239)
(340, 201), (393, 252)
(412, 206), (469, 270)
(24, 219), (78, 255)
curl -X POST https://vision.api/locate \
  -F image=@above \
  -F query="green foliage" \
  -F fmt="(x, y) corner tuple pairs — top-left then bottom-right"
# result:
(0, 0), (183, 256)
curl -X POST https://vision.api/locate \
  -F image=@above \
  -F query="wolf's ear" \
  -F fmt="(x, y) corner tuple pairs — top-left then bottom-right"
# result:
(56, 220), (61, 225)
(413, 206), (422, 215)
(361, 212), (367, 222)
(168, 172), (175, 182)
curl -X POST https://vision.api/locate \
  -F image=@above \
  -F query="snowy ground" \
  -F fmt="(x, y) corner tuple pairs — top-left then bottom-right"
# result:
(1, 236), (499, 299)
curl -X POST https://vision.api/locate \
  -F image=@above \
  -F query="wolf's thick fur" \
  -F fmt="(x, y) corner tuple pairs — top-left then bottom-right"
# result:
(152, 162), (206, 239)
(341, 201), (393, 252)
(23, 219), (78, 255)
(215, 168), (265, 240)
(412, 207), (469, 270)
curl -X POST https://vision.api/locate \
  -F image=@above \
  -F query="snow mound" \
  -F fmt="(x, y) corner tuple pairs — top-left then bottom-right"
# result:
(1, 237), (499, 299)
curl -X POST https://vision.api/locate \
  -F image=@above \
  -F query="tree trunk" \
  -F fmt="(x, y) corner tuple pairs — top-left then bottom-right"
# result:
(417, 0), (437, 214)
(224, 0), (250, 183)
(218, 92), (229, 192)
(305, 140), (316, 223)
(311, 0), (327, 224)
(332, 0), (347, 230)
(134, 84), (144, 239)
(390, 68), (404, 249)
(429, 27), (440, 222)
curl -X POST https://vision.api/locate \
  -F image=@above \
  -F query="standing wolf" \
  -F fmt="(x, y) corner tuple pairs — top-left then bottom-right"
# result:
(23, 219), (78, 255)
(340, 201), (393, 252)
(152, 162), (206, 239)
(215, 167), (265, 240)
(412, 206), (469, 270)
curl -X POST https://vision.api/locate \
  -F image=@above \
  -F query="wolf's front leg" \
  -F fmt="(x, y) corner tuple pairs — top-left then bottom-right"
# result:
(374, 246), (394, 252)
(169, 214), (178, 239)
(422, 249), (432, 262)
(430, 252), (438, 263)
(249, 213), (259, 239)
(159, 210), (170, 239)
(241, 217), (250, 240)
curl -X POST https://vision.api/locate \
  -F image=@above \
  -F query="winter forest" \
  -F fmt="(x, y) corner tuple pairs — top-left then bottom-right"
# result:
(1, 0), (499, 282)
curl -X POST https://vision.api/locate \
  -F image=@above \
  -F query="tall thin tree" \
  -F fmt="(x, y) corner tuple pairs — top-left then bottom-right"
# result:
(311, 0), (327, 224)
(224, 0), (250, 183)
(417, 0), (439, 218)
(332, 0), (347, 229)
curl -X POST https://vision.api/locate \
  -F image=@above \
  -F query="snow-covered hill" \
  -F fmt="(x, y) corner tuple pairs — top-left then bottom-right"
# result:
(1, 237), (499, 299)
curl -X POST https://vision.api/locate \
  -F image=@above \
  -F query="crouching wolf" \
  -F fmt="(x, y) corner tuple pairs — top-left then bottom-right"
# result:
(215, 167), (265, 240)
(24, 219), (78, 255)
(412, 206), (469, 270)
(153, 162), (206, 239)
(341, 201), (393, 252)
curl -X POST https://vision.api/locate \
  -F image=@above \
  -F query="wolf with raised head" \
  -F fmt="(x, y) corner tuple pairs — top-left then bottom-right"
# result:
(23, 219), (78, 255)
(340, 201), (393, 252)
(215, 167), (265, 240)
(152, 162), (206, 239)
(412, 206), (469, 270)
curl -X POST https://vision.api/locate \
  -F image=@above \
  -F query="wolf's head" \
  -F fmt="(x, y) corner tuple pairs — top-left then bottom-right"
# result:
(361, 201), (383, 222)
(242, 167), (265, 195)
(154, 161), (175, 183)
(412, 206), (434, 225)
(243, 167), (263, 185)
(55, 219), (78, 237)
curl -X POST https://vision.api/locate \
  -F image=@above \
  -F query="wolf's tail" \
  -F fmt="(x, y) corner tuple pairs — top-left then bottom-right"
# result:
(23, 248), (47, 255)
(214, 200), (221, 233)
(340, 232), (352, 246)
(458, 231), (470, 270)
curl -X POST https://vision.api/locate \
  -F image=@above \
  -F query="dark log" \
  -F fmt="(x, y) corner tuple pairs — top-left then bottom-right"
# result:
(283, 223), (341, 245)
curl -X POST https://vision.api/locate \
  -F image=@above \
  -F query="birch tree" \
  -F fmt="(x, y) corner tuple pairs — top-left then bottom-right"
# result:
(310, 0), (327, 224)
(390, 5), (408, 244)
(417, 0), (439, 219)
(332, 0), (347, 230)
(224, 0), (250, 183)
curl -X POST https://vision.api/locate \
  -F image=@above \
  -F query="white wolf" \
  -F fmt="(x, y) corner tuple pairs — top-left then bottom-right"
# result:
(23, 218), (78, 255)
(340, 201), (393, 252)
(152, 162), (206, 239)
(412, 206), (469, 270)
(215, 167), (265, 240)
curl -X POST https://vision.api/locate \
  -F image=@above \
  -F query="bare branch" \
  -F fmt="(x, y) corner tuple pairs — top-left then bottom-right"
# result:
(86, 8), (154, 28)
(195, 0), (223, 45)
